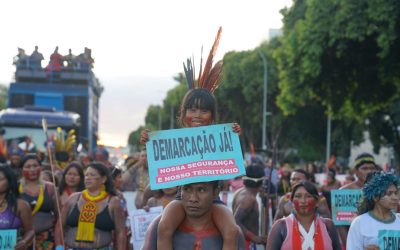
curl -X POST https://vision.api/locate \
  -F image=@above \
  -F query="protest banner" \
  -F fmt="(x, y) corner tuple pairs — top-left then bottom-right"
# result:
(131, 206), (163, 250)
(0, 229), (16, 250)
(331, 189), (362, 225)
(379, 230), (400, 250)
(146, 123), (246, 189)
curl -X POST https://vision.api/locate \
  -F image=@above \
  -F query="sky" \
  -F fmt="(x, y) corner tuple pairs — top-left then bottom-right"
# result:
(0, 0), (292, 147)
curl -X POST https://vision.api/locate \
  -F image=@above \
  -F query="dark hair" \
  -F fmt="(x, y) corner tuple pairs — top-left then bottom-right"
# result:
(292, 168), (309, 180)
(354, 152), (376, 169)
(250, 155), (266, 168)
(110, 167), (122, 180)
(0, 164), (19, 213)
(19, 153), (41, 169)
(328, 169), (336, 179)
(178, 89), (218, 127)
(244, 164), (264, 188)
(181, 181), (219, 192)
(290, 181), (319, 201)
(210, 180), (220, 190)
(86, 162), (116, 196)
(58, 161), (85, 195)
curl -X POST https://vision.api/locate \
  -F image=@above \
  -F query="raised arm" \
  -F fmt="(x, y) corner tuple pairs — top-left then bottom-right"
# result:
(140, 129), (151, 145)
(232, 123), (242, 135)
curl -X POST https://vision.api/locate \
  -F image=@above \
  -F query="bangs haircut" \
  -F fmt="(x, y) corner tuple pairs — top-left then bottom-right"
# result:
(291, 181), (319, 201)
(178, 89), (218, 127)
(19, 153), (41, 169)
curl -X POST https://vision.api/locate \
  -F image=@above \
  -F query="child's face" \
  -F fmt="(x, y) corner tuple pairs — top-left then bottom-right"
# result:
(184, 108), (212, 127)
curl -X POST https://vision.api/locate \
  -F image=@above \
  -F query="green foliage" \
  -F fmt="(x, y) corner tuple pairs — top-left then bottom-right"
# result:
(128, 0), (400, 163)
(276, 0), (400, 120)
(128, 39), (357, 162)
(0, 84), (7, 110)
(127, 126), (145, 151)
(275, 0), (400, 168)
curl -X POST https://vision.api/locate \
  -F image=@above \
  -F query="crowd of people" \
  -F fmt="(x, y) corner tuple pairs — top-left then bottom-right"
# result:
(13, 46), (95, 73)
(0, 28), (398, 250)
(0, 140), (398, 250)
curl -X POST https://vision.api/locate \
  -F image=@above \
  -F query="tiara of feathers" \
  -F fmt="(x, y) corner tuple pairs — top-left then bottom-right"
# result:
(183, 27), (223, 93)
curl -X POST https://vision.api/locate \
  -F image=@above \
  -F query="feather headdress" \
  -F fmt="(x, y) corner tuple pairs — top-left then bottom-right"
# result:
(54, 127), (76, 169)
(183, 27), (223, 93)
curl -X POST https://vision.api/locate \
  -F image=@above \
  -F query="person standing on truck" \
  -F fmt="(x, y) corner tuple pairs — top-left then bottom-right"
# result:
(18, 136), (36, 154)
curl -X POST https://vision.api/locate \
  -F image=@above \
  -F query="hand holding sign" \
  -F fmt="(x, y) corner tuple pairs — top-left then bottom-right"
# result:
(146, 124), (245, 190)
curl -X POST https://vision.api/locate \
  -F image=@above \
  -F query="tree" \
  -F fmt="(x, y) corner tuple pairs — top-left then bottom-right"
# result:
(276, 0), (400, 168)
(219, 40), (330, 161)
(0, 84), (7, 110)
(128, 39), (357, 163)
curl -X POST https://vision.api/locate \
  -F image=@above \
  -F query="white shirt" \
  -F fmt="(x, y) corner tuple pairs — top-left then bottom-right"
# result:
(347, 212), (400, 250)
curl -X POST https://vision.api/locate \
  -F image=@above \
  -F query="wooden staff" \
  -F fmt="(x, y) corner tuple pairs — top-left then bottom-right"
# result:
(42, 118), (65, 247)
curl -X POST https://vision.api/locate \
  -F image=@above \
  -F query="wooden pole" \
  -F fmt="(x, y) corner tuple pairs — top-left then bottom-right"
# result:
(42, 118), (65, 247)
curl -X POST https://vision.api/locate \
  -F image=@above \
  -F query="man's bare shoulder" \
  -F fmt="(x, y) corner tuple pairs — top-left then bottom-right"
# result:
(237, 189), (257, 203)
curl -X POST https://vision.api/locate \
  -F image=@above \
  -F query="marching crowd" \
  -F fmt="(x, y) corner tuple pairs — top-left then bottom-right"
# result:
(0, 86), (398, 250)
(0, 28), (398, 250)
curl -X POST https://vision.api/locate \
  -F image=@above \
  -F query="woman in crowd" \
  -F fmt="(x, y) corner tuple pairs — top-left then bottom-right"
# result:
(110, 166), (132, 249)
(347, 172), (399, 250)
(320, 169), (341, 212)
(144, 186), (178, 210)
(60, 162), (126, 250)
(0, 164), (34, 249)
(19, 153), (59, 250)
(58, 162), (85, 207)
(267, 181), (340, 250)
(305, 163), (317, 184)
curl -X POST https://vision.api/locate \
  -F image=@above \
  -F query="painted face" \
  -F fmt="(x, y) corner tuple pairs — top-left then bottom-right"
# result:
(375, 184), (399, 211)
(292, 186), (318, 215)
(84, 167), (105, 190)
(290, 172), (307, 188)
(181, 182), (217, 218)
(65, 167), (81, 188)
(356, 163), (377, 182)
(184, 108), (213, 128)
(0, 172), (9, 194)
(22, 159), (41, 181)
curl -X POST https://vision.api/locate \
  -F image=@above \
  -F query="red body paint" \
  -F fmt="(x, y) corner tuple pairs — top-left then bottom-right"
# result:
(22, 168), (40, 181)
(293, 198), (317, 213)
